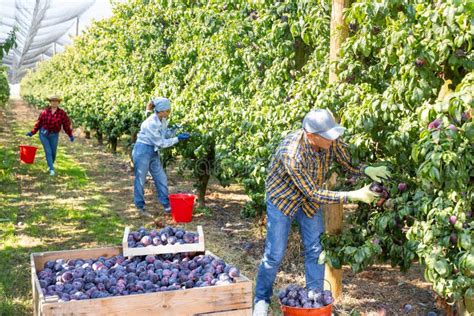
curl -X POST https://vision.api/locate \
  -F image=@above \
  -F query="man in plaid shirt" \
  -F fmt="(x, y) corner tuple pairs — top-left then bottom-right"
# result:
(253, 109), (390, 316)
(27, 96), (74, 176)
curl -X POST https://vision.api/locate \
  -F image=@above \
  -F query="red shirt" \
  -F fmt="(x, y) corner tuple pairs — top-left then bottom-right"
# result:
(31, 107), (73, 137)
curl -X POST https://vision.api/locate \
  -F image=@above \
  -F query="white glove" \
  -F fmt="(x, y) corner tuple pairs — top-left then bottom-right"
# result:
(365, 166), (391, 182)
(345, 184), (380, 204)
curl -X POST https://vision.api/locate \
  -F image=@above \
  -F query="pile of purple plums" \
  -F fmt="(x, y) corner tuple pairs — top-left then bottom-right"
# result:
(127, 226), (198, 248)
(37, 252), (241, 302)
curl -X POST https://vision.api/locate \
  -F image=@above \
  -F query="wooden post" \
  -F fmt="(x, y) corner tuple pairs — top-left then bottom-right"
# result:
(323, 0), (351, 301)
(322, 202), (343, 300)
(328, 0), (350, 83)
(458, 295), (474, 315)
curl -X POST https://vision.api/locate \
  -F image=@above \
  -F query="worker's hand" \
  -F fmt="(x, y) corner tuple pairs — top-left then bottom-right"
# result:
(346, 184), (380, 204)
(364, 166), (391, 182)
(177, 133), (190, 141)
(26, 132), (33, 137)
(69, 136), (75, 142)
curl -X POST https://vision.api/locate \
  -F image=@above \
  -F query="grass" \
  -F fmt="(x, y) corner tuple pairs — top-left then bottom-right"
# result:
(0, 102), (126, 315)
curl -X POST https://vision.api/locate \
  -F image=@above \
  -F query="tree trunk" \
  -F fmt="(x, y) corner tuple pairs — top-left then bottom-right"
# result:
(324, 0), (351, 301)
(110, 136), (118, 154)
(194, 142), (215, 208)
(85, 130), (91, 139)
(96, 131), (103, 145)
(196, 174), (210, 209)
(129, 132), (138, 171)
(294, 37), (313, 71)
(131, 132), (137, 145)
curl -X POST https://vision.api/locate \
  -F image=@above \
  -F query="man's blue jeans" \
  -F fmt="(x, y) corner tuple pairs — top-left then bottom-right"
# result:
(39, 128), (59, 172)
(132, 142), (170, 210)
(254, 196), (325, 303)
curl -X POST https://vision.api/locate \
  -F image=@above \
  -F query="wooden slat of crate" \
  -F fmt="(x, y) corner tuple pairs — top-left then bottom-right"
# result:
(32, 247), (122, 271)
(31, 254), (43, 316)
(122, 225), (205, 258)
(32, 246), (252, 316)
(197, 308), (252, 316)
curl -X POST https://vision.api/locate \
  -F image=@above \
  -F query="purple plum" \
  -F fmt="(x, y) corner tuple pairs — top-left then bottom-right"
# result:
(141, 236), (152, 247)
(44, 261), (55, 270)
(449, 215), (457, 225)
(152, 237), (161, 246)
(450, 232), (458, 245)
(228, 267), (240, 278)
(447, 124), (458, 132)
(145, 255), (155, 264)
(428, 118), (441, 129)
(398, 182), (407, 192)
(61, 272), (74, 283)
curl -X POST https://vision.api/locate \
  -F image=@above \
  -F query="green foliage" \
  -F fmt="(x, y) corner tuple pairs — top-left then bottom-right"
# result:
(0, 66), (9, 105)
(407, 73), (473, 302)
(313, 0), (473, 302)
(0, 27), (16, 60)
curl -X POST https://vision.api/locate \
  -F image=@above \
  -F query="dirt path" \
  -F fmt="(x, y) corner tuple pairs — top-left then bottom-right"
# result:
(3, 99), (443, 315)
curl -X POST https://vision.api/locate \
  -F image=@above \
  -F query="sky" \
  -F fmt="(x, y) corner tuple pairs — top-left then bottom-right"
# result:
(77, 0), (115, 33)
(45, 0), (117, 45)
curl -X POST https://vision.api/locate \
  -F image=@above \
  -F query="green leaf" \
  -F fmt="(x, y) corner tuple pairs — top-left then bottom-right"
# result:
(459, 233), (472, 251)
(354, 248), (365, 263)
(330, 256), (342, 269)
(465, 254), (474, 273)
(318, 250), (327, 265)
(412, 145), (419, 163)
(465, 123), (474, 142)
(378, 215), (390, 233)
(430, 166), (441, 182)
(434, 260), (450, 277)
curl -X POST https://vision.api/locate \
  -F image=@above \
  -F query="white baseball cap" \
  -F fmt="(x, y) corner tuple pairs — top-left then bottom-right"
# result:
(302, 109), (345, 140)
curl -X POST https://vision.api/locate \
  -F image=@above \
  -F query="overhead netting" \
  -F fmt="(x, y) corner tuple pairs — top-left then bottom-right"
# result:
(0, 0), (95, 83)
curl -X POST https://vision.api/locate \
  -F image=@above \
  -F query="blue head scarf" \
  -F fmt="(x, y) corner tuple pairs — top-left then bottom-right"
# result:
(152, 97), (171, 112)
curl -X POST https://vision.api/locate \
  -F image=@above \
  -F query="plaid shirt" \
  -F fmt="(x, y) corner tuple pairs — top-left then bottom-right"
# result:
(266, 129), (365, 218)
(31, 107), (73, 137)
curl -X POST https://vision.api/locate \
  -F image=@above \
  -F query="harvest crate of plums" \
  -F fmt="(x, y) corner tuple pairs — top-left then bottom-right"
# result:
(31, 246), (252, 315)
(122, 225), (205, 258)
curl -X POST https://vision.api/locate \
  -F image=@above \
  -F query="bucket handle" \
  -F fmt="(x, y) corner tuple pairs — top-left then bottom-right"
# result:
(174, 191), (195, 198)
(308, 279), (332, 293)
(172, 191), (196, 205)
(322, 279), (332, 293)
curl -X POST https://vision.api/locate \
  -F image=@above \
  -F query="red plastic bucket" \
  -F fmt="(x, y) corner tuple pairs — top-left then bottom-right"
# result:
(19, 145), (38, 164)
(169, 193), (195, 223)
(281, 304), (332, 316)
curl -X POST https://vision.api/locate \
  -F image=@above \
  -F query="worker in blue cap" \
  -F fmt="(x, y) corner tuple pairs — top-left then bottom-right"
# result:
(132, 97), (190, 217)
(253, 109), (390, 316)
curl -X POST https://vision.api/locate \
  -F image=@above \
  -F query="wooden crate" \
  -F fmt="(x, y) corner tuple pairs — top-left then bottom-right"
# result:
(31, 246), (252, 316)
(122, 225), (205, 258)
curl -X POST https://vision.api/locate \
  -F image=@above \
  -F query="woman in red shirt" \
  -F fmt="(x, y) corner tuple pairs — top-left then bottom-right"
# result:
(26, 96), (74, 176)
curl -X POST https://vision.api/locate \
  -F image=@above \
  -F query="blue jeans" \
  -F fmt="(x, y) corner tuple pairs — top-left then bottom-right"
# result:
(39, 128), (59, 171)
(254, 196), (325, 303)
(132, 142), (170, 209)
